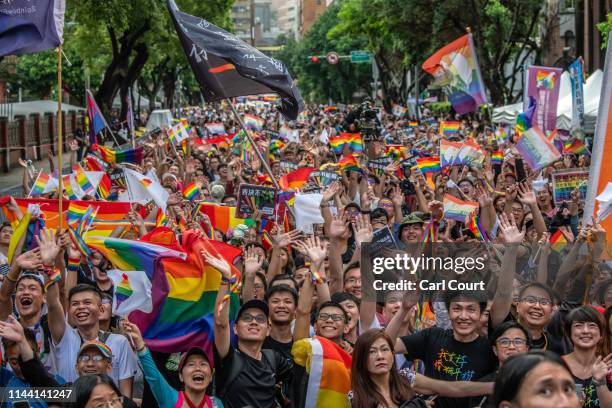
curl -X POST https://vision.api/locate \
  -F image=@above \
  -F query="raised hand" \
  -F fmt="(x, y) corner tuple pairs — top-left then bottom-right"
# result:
(243, 247), (264, 275)
(15, 249), (43, 271)
(328, 211), (350, 241)
(201, 250), (232, 279)
(428, 200), (444, 222)
(68, 139), (79, 152)
(391, 185), (404, 207)
(272, 229), (302, 248)
(352, 213), (373, 245)
(120, 320), (146, 352)
(0, 315), (25, 343)
(294, 235), (327, 267)
(35, 229), (60, 267)
(499, 213), (525, 244)
(591, 354), (612, 383)
(517, 182), (537, 206)
(474, 184), (493, 208)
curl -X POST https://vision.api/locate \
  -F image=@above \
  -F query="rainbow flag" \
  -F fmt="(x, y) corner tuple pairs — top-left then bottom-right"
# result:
(29, 172), (52, 196)
(279, 168), (315, 190)
(516, 96), (536, 138)
(244, 114), (264, 131)
(106, 269), (153, 316)
(292, 336), (351, 408)
(155, 208), (168, 227)
(137, 233), (241, 355)
(338, 154), (361, 173)
(467, 213), (488, 241)
(94, 144), (144, 165)
(348, 135), (364, 153)
(440, 140), (462, 168)
(83, 154), (108, 172)
(7, 210), (32, 264)
(97, 174), (111, 199)
(563, 139), (588, 155)
(495, 126), (509, 144)
(182, 182), (200, 202)
(439, 121), (461, 136)
(116, 272), (134, 302)
(416, 157), (441, 174)
(443, 194), (479, 223)
(62, 174), (82, 200)
(269, 139), (286, 153)
(536, 70), (556, 89)
(516, 127), (561, 171)
(408, 121), (418, 128)
(194, 203), (245, 234)
(72, 165), (95, 196)
(491, 151), (504, 165)
(204, 122), (225, 135)
(550, 229), (568, 253)
(422, 33), (487, 114)
(385, 145), (408, 161)
(0, 197), (131, 232)
(329, 132), (361, 154)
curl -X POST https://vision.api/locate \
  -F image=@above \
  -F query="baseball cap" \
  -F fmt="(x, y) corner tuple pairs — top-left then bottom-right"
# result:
(78, 340), (112, 360)
(400, 213), (425, 225)
(178, 346), (210, 372)
(236, 299), (269, 322)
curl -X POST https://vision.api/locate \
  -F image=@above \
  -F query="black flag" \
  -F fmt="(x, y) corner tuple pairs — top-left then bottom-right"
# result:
(167, 0), (304, 120)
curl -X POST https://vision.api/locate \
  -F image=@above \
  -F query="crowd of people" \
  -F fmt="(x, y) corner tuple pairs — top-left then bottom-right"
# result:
(0, 101), (609, 408)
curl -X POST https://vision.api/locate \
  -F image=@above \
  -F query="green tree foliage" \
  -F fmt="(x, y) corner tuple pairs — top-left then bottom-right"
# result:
(277, 2), (372, 103)
(597, 12), (611, 48)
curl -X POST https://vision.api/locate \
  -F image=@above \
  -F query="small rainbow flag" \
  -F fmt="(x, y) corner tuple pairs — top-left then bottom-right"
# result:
(467, 213), (488, 241)
(269, 139), (286, 153)
(550, 229), (568, 253)
(244, 114), (264, 131)
(536, 70), (556, 89)
(443, 194), (479, 223)
(440, 140), (462, 168)
(73, 165), (95, 196)
(30, 172), (52, 196)
(385, 145), (408, 161)
(416, 156), (441, 173)
(491, 151), (504, 165)
(182, 182), (200, 202)
(204, 122), (225, 135)
(279, 168), (315, 190)
(116, 272), (134, 303)
(439, 121), (461, 136)
(348, 135), (364, 153)
(62, 174), (82, 200)
(97, 174), (111, 199)
(563, 139), (588, 155)
(338, 154), (361, 173)
(329, 132), (361, 154)
(94, 144), (144, 165)
(407, 121), (419, 128)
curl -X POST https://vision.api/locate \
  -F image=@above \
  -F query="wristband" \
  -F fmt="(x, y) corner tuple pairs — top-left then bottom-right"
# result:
(592, 377), (606, 386)
(5, 274), (18, 283)
(222, 276), (237, 284)
(67, 257), (81, 272)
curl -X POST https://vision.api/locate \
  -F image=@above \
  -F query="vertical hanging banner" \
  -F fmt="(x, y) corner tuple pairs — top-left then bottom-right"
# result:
(568, 58), (586, 130)
(525, 66), (563, 133)
(584, 36), (612, 247)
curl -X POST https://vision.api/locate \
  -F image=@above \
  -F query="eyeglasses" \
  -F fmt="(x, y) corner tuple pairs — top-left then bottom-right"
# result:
(240, 313), (267, 324)
(253, 284), (264, 290)
(78, 354), (106, 362)
(318, 313), (344, 322)
(93, 396), (123, 408)
(345, 277), (361, 285)
(519, 296), (552, 306)
(496, 337), (527, 348)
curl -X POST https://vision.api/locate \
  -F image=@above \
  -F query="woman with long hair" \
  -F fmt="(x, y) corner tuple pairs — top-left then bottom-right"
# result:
(73, 374), (124, 408)
(562, 306), (612, 408)
(349, 330), (492, 407)
(493, 351), (580, 408)
(121, 321), (223, 408)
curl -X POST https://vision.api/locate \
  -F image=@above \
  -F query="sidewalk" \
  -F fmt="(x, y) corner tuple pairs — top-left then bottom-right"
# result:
(0, 157), (56, 197)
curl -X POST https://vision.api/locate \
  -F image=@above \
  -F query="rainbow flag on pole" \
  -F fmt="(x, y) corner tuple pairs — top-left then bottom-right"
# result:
(72, 165), (95, 196)
(94, 144), (144, 165)
(516, 127), (561, 171)
(563, 138), (589, 155)
(416, 157), (441, 173)
(439, 121), (461, 136)
(279, 168), (315, 190)
(182, 182), (201, 202)
(29, 172), (53, 196)
(244, 114), (264, 131)
(422, 34), (488, 114)
(491, 151), (504, 165)
(443, 194), (479, 223)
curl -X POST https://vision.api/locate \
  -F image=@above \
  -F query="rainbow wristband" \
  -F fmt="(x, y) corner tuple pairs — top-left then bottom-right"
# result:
(67, 257), (81, 272)
(222, 276), (237, 285)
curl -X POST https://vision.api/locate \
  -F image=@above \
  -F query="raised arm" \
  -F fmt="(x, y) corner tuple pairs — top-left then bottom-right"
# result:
(204, 251), (233, 359)
(241, 247), (264, 303)
(294, 241), (317, 342)
(489, 213), (523, 328)
(0, 250), (42, 321)
(536, 232), (551, 285)
(518, 182), (546, 239)
(327, 211), (350, 295)
(36, 229), (66, 344)
(385, 293), (417, 354)
(296, 236), (331, 306)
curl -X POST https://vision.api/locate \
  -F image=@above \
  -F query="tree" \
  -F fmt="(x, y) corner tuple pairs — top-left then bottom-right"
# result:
(277, 2), (372, 103)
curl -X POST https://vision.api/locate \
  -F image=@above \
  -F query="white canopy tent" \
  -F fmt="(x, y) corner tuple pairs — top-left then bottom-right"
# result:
(492, 70), (602, 133)
(145, 109), (173, 131)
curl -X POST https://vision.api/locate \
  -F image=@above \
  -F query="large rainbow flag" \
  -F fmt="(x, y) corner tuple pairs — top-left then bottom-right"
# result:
(292, 336), (351, 408)
(443, 194), (479, 223)
(279, 168), (315, 190)
(0, 197), (131, 232)
(193, 203), (245, 233)
(422, 34), (487, 114)
(93, 144), (144, 164)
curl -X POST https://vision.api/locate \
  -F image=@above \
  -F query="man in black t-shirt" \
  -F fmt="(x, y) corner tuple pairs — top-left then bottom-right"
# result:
(213, 294), (293, 408)
(262, 285), (297, 360)
(389, 291), (497, 408)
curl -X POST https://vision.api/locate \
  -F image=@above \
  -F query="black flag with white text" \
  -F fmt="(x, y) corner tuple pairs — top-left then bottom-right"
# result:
(167, 0), (304, 120)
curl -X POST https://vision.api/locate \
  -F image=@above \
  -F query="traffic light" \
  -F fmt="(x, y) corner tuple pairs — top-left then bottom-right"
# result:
(310, 56), (319, 63)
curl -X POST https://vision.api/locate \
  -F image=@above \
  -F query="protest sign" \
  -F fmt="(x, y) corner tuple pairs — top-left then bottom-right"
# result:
(551, 168), (588, 206)
(236, 184), (277, 219)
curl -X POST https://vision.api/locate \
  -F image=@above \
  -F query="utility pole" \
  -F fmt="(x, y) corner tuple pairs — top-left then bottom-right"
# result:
(250, 0), (256, 46)
(414, 65), (420, 122)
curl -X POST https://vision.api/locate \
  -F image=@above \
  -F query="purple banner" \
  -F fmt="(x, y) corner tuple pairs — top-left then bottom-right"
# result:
(525, 66), (563, 133)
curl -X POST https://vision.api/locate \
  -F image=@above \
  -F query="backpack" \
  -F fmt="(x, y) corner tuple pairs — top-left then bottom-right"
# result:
(217, 348), (284, 408)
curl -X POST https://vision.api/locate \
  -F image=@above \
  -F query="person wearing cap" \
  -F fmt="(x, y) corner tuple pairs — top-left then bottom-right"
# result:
(121, 320), (223, 408)
(203, 250), (292, 408)
(77, 340), (114, 377)
(397, 213), (426, 244)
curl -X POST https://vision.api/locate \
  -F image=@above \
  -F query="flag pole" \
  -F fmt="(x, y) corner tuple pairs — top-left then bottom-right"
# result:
(226, 99), (295, 217)
(57, 46), (64, 231)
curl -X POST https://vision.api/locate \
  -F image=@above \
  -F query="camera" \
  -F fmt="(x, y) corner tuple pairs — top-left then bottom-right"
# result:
(344, 99), (382, 142)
